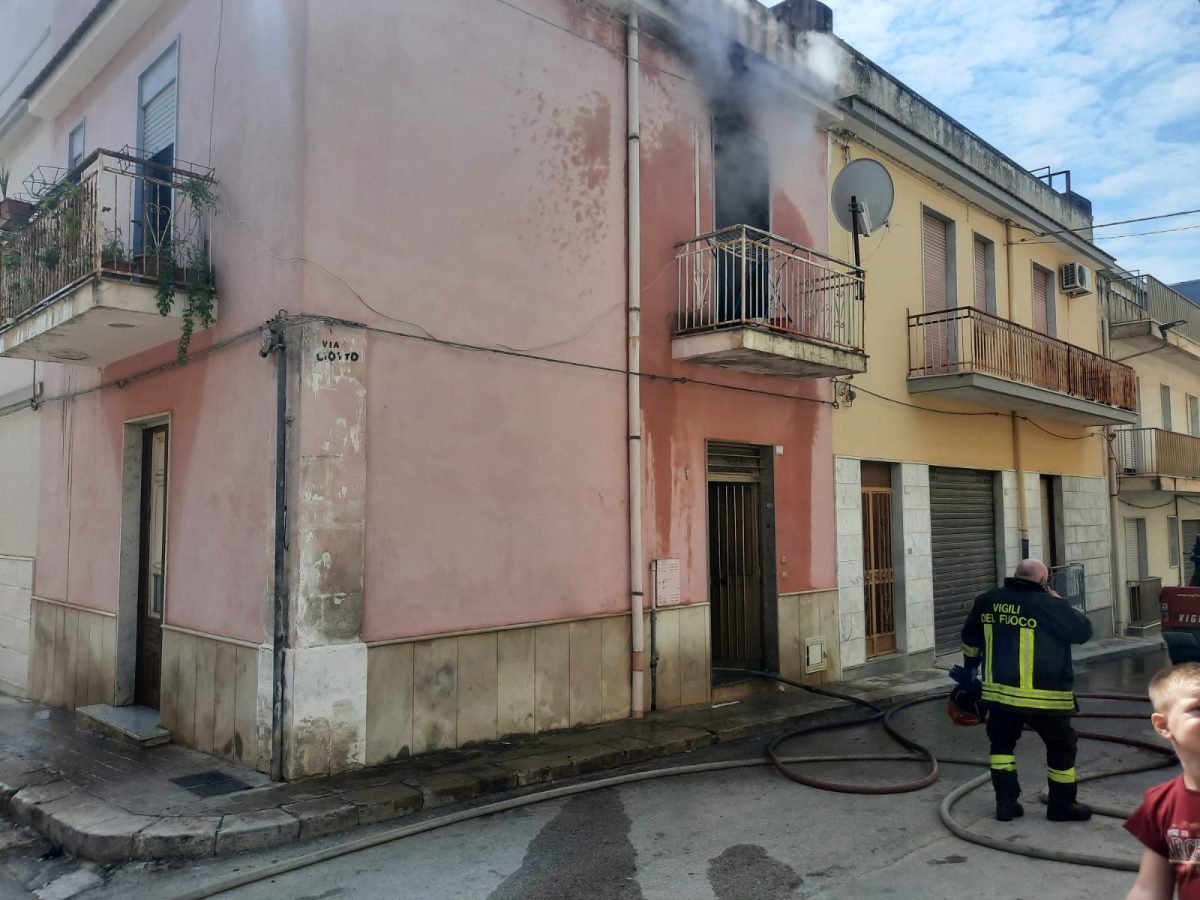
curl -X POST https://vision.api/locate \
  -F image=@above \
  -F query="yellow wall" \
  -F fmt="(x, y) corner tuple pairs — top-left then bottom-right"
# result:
(1126, 348), (1200, 432)
(828, 137), (1105, 478)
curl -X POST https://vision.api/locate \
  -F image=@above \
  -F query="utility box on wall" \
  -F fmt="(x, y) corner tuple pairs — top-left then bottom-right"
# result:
(653, 558), (680, 606)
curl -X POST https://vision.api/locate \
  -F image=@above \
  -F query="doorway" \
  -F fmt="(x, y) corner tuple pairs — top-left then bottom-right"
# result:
(707, 442), (776, 671)
(861, 462), (896, 658)
(135, 425), (169, 709)
(712, 115), (770, 323)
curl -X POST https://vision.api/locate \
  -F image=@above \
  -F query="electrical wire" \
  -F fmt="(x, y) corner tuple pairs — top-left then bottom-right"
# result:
(1017, 222), (1200, 246)
(1014, 208), (1200, 239)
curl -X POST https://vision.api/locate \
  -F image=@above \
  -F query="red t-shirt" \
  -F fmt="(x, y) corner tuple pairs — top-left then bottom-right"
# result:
(1126, 774), (1200, 898)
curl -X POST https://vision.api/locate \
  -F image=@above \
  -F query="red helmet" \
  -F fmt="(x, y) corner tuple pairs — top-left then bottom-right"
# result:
(947, 682), (987, 726)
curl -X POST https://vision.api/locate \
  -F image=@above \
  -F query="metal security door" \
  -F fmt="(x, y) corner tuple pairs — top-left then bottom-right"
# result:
(707, 443), (765, 669)
(862, 487), (896, 657)
(136, 425), (168, 708)
(931, 467), (997, 654)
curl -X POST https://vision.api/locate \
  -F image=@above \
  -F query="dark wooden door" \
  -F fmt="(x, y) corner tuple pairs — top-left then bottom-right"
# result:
(136, 425), (169, 709)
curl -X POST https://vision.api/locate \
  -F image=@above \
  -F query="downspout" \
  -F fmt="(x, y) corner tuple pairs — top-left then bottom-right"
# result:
(626, 6), (645, 718)
(1004, 221), (1030, 558)
(262, 320), (290, 780)
(1099, 286), (1126, 636)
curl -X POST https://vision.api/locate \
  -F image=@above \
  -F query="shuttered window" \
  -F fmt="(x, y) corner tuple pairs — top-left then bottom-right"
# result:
(1162, 384), (1173, 432)
(1188, 394), (1199, 437)
(1125, 518), (1147, 581)
(142, 81), (176, 157)
(922, 211), (949, 314)
(973, 236), (989, 311)
(1032, 265), (1056, 335)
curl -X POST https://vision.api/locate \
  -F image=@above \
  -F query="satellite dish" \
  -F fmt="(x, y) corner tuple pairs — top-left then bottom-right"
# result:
(831, 158), (894, 269)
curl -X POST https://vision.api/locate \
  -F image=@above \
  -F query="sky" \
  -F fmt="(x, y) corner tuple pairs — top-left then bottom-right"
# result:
(764, 0), (1200, 286)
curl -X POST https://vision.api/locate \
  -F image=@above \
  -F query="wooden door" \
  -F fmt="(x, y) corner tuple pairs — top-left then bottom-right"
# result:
(136, 425), (168, 708)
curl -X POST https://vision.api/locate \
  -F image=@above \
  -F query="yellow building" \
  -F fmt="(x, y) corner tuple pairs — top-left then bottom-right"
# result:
(824, 51), (1135, 674)
(1103, 272), (1200, 632)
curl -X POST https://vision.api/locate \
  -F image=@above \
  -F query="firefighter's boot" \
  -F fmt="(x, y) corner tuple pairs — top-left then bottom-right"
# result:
(1046, 780), (1092, 822)
(990, 769), (1024, 822)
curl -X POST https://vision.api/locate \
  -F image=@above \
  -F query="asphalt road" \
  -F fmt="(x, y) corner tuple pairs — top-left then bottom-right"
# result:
(2, 649), (1174, 900)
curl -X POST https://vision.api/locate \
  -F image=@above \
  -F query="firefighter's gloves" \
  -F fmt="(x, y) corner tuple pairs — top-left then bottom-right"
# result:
(949, 664), (978, 687)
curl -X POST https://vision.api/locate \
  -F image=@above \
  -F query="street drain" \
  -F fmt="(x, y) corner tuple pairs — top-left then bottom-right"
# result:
(171, 770), (252, 798)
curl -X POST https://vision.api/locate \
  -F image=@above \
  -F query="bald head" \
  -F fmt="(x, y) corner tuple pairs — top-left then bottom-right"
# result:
(1015, 559), (1049, 584)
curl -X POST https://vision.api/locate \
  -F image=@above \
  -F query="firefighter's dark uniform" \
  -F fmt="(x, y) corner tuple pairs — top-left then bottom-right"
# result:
(960, 576), (1093, 820)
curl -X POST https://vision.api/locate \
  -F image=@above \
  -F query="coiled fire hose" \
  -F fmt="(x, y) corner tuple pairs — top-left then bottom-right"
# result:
(182, 666), (1172, 897)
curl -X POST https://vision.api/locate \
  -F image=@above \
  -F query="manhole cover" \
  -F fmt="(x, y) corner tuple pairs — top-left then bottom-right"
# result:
(170, 770), (251, 798)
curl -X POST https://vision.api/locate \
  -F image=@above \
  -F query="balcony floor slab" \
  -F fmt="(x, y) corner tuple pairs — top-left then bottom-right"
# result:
(672, 326), (867, 378)
(907, 371), (1137, 426)
(0, 276), (216, 368)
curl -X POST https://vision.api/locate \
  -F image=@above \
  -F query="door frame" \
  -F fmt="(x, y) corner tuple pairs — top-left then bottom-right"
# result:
(115, 413), (171, 707)
(704, 441), (779, 673)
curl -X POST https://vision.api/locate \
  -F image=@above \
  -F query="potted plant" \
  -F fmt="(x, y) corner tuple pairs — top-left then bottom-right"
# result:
(0, 168), (33, 230)
(101, 230), (131, 274)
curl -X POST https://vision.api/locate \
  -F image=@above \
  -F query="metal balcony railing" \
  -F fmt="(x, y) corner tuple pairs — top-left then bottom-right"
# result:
(1101, 271), (1200, 345)
(675, 224), (865, 352)
(1115, 427), (1200, 479)
(908, 306), (1137, 410)
(0, 148), (215, 323)
(1049, 563), (1086, 613)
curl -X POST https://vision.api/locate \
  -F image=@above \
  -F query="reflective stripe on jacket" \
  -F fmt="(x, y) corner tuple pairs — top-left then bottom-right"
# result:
(960, 577), (1092, 714)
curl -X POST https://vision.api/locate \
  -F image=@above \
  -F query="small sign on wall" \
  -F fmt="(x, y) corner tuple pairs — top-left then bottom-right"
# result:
(653, 558), (681, 607)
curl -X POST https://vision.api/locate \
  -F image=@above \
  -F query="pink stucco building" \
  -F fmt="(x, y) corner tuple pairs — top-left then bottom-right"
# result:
(0, 0), (863, 778)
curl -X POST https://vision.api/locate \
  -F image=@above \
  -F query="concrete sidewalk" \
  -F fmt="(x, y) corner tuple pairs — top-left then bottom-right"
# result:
(0, 634), (1165, 863)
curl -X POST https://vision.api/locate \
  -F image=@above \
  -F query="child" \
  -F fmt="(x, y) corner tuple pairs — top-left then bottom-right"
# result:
(1125, 662), (1200, 899)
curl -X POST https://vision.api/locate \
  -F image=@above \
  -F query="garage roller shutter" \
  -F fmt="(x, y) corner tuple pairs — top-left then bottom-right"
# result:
(931, 467), (997, 654)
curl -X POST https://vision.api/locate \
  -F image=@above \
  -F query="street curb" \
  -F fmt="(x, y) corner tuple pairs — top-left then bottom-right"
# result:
(0, 637), (1164, 863)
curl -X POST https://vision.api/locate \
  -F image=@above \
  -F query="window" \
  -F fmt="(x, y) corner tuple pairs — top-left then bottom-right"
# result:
(135, 42), (178, 254)
(1032, 264), (1056, 336)
(1189, 394), (1200, 437)
(1171, 516), (1181, 569)
(1162, 384), (1173, 432)
(922, 210), (956, 314)
(67, 121), (85, 170)
(972, 234), (995, 313)
(1125, 518), (1148, 581)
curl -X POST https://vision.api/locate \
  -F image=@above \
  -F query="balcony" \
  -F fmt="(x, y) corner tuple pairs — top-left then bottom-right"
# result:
(0, 149), (217, 367)
(673, 225), (867, 378)
(907, 306), (1137, 426)
(1115, 428), (1200, 493)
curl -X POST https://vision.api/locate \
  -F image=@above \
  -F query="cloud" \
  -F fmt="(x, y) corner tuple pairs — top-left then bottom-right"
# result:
(763, 0), (1200, 283)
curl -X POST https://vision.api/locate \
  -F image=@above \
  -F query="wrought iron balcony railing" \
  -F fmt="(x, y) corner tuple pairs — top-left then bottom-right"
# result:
(908, 306), (1137, 410)
(1116, 428), (1200, 479)
(0, 148), (215, 324)
(675, 225), (865, 352)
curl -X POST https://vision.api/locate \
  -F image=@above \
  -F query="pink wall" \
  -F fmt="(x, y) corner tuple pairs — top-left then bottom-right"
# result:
(33, 0), (306, 643)
(636, 36), (837, 603)
(300, 1), (632, 640)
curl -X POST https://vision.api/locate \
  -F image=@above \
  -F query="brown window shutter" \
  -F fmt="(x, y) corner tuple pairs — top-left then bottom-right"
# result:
(922, 212), (948, 313)
(973, 237), (987, 310)
(1032, 267), (1048, 333)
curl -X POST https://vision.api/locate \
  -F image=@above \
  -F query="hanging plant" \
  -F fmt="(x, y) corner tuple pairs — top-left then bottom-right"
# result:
(39, 245), (61, 271)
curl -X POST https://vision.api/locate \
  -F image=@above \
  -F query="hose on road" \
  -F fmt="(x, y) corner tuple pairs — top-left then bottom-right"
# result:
(183, 667), (1172, 897)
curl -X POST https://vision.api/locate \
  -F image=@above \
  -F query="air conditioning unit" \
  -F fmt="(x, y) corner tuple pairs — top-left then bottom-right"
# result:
(1060, 262), (1093, 297)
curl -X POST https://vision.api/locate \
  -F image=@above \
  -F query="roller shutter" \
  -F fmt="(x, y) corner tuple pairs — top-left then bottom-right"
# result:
(931, 467), (998, 653)
(142, 81), (176, 157)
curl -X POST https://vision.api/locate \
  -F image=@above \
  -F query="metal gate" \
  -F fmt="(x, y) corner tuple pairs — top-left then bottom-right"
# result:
(707, 443), (764, 669)
(862, 488), (896, 657)
(931, 467), (998, 654)
(1184, 520), (1200, 585)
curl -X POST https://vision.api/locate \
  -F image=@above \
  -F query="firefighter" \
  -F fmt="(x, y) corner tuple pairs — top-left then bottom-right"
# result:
(953, 558), (1093, 822)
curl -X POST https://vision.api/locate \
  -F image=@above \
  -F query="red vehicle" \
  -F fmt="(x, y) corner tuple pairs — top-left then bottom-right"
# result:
(1160, 586), (1200, 664)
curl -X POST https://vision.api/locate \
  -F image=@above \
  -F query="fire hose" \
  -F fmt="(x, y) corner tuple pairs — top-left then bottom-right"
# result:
(180, 667), (1170, 897)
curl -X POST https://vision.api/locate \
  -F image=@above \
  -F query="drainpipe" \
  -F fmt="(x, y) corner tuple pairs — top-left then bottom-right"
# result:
(1003, 221), (1030, 559)
(626, 5), (645, 719)
(261, 320), (290, 780)
(1098, 292), (1127, 636)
